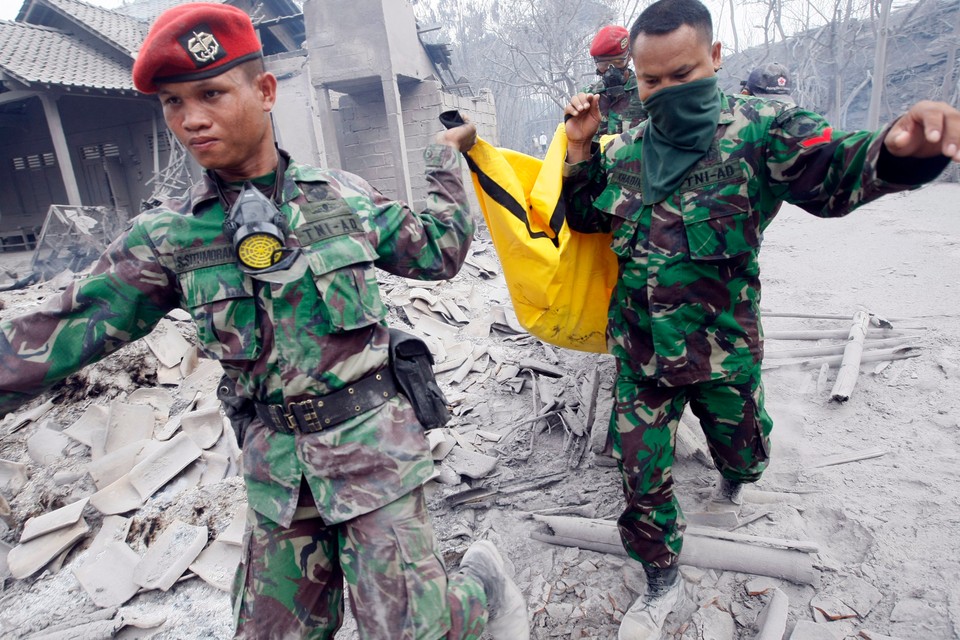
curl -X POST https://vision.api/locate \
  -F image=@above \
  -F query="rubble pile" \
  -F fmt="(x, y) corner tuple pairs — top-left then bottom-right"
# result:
(0, 224), (955, 639)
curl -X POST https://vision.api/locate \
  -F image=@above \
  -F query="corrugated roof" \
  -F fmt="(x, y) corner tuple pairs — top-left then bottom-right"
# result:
(37, 0), (149, 55)
(0, 19), (134, 91)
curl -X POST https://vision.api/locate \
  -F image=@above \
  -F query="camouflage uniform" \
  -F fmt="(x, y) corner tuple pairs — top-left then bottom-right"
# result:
(582, 70), (648, 139)
(563, 93), (949, 568)
(0, 145), (492, 639)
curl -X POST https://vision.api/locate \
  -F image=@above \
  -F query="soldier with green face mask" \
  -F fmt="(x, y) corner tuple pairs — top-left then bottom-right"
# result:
(562, 0), (960, 638)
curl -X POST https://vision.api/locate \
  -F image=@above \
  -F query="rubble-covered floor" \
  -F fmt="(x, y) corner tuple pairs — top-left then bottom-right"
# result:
(0, 183), (959, 640)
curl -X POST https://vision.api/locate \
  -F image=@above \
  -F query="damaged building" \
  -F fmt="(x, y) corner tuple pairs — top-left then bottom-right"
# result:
(0, 0), (497, 260)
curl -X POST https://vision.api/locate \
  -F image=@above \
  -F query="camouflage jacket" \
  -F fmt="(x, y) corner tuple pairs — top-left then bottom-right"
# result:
(582, 71), (648, 139)
(0, 145), (474, 526)
(563, 92), (947, 387)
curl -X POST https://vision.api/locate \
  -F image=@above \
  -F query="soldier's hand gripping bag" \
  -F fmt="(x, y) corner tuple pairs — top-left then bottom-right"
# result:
(388, 328), (451, 429)
(217, 374), (254, 444)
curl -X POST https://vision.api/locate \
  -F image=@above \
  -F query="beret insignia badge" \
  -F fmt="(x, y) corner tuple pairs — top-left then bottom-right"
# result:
(179, 24), (227, 67)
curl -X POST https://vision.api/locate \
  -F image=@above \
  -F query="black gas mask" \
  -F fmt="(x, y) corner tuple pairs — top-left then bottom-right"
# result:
(601, 66), (627, 96)
(216, 157), (300, 276)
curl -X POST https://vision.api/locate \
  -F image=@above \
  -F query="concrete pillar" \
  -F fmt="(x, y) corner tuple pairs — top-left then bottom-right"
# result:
(315, 85), (343, 170)
(39, 94), (82, 206)
(381, 74), (413, 204)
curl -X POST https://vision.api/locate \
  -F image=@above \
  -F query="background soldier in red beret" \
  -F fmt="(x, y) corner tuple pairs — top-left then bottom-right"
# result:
(581, 25), (648, 141)
(0, 3), (528, 639)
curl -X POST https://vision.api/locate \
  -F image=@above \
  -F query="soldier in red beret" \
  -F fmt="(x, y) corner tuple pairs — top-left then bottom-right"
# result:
(1, 3), (529, 639)
(581, 25), (647, 140)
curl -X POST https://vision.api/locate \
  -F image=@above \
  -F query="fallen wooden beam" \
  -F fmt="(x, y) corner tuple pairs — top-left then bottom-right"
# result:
(764, 329), (917, 341)
(830, 310), (871, 402)
(532, 515), (818, 586)
(761, 311), (894, 329)
(811, 447), (887, 469)
(765, 336), (918, 359)
(685, 525), (820, 553)
(762, 347), (918, 371)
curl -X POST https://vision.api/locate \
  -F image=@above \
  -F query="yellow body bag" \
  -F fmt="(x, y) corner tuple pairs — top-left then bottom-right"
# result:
(464, 125), (618, 353)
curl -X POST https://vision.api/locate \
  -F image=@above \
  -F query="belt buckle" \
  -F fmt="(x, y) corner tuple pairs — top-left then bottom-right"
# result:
(284, 409), (298, 431)
(287, 399), (322, 433)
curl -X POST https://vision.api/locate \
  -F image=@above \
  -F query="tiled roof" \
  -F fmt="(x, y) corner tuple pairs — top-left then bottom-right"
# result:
(0, 20), (134, 91)
(36, 0), (149, 55)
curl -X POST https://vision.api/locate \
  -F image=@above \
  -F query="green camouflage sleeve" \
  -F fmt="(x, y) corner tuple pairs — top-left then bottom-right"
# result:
(562, 142), (615, 234)
(0, 219), (177, 415)
(353, 144), (474, 279)
(765, 109), (946, 218)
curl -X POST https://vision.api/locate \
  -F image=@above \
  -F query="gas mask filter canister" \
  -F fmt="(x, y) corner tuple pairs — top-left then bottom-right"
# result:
(223, 181), (300, 275)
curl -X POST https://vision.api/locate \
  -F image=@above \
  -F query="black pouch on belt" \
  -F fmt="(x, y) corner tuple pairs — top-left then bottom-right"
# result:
(388, 328), (451, 429)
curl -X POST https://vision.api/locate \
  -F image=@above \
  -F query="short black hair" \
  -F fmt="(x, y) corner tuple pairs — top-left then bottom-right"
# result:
(629, 0), (713, 50)
(239, 57), (266, 83)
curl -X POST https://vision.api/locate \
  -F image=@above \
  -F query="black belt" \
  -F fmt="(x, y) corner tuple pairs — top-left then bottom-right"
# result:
(253, 369), (398, 434)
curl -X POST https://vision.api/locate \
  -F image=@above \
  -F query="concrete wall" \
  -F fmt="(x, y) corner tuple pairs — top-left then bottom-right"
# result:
(269, 53), (325, 167)
(302, 0), (499, 207)
(304, 0), (437, 91)
(336, 87), (397, 192)
(335, 80), (497, 205)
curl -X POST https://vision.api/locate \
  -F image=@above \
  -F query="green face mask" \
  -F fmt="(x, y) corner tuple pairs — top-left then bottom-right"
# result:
(639, 76), (721, 205)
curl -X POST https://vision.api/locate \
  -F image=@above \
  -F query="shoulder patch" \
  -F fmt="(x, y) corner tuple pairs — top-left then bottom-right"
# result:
(800, 127), (833, 148)
(776, 110), (828, 139)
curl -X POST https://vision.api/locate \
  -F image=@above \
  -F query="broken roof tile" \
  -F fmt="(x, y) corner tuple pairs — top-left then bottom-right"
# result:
(189, 540), (241, 592)
(63, 404), (108, 449)
(8, 517), (89, 579)
(179, 406), (224, 450)
(20, 497), (89, 543)
(26, 422), (72, 466)
(89, 474), (144, 515)
(86, 439), (160, 490)
(104, 402), (155, 454)
(72, 540), (142, 607)
(127, 432), (203, 501)
(133, 520), (208, 592)
(0, 458), (28, 495)
(143, 321), (192, 369)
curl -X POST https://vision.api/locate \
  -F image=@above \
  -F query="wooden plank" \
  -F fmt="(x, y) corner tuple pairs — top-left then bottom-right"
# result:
(811, 447), (887, 469)
(762, 347), (918, 371)
(764, 329), (916, 341)
(830, 310), (871, 402)
(685, 525), (820, 553)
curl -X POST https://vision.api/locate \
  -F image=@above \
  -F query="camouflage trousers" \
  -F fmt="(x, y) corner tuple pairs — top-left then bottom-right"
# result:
(233, 484), (488, 639)
(611, 363), (772, 569)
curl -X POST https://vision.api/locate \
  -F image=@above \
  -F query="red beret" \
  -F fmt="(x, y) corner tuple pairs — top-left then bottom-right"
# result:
(133, 3), (262, 94)
(590, 25), (629, 58)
